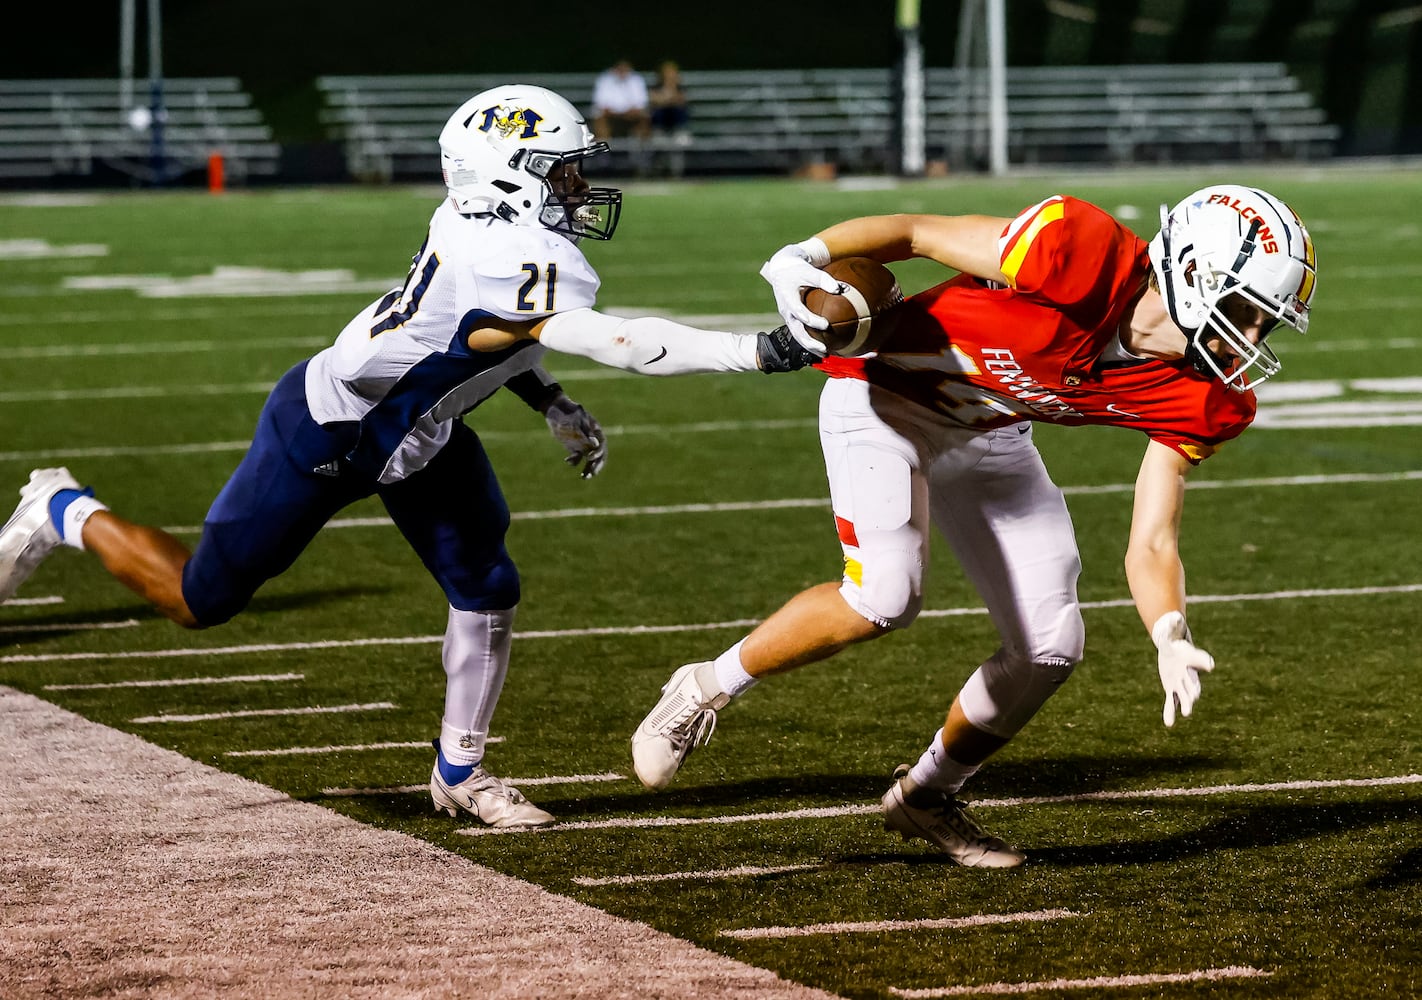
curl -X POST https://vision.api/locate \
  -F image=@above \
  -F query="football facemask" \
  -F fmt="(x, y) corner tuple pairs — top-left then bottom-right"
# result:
(522, 149), (622, 241)
(439, 85), (623, 241)
(1148, 185), (1316, 392)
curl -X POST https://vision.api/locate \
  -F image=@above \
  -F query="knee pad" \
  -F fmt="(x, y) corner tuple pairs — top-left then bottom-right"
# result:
(956, 648), (1079, 740)
(838, 546), (923, 630)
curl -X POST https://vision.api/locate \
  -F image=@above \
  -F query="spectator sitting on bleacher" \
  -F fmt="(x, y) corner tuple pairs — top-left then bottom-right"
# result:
(591, 59), (652, 142)
(649, 60), (691, 146)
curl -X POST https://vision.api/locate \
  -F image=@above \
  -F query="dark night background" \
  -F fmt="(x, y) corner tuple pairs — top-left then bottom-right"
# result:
(20, 1), (1422, 154)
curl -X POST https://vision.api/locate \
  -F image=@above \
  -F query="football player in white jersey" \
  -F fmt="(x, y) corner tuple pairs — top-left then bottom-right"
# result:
(0, 84), (815, 828)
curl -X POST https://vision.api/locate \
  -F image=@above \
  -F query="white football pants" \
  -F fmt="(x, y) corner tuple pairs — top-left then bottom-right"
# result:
(819, 377), (1084, 673)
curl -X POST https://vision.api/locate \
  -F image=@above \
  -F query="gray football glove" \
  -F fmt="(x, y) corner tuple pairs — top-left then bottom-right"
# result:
(543, 394), (607, 479)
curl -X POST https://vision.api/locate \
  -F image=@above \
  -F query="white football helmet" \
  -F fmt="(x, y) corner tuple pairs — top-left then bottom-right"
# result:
(1148, 184), (1316, 392)
(438, 84), (622, 241)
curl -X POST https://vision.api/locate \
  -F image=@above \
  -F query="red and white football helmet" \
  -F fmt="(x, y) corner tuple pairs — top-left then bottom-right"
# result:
(1148, 184), (1317, 392)
(438, 84), (622, 241)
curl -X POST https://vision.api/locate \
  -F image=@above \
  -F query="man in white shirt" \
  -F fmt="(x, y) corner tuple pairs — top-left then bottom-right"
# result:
(592, 59), (651, 142)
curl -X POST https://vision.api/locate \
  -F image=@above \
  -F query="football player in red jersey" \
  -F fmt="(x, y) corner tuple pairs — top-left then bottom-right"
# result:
(632, 185), (1317, 867)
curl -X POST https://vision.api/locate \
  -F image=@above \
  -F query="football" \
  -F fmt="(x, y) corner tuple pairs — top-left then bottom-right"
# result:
(801, 257), (904, 357)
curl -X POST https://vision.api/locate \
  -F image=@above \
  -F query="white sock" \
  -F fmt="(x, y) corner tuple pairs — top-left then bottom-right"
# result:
(906, 728), (980, 794)
(439, 605), (515, 767)
(58, 495), (108, 551)
(712, 639), (758, 698)
(440, 720), (485, 767)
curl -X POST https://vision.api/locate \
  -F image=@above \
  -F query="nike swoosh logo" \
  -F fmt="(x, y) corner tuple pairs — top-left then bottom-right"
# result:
(1106, 403), (1141, 419)
(644, 346), (669, 365)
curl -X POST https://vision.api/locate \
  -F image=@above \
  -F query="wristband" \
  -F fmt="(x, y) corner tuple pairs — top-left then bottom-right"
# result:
(797, 236), (831, 268)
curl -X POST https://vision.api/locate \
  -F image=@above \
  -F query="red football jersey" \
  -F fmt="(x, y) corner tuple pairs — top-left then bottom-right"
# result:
(816, 195), (1256, 464)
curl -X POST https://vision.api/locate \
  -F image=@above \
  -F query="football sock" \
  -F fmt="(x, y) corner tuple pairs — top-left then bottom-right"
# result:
(48, 488), (108, 551)
(439, 606), (514, 772)
(434, 734), (478, 783)
(712, 639), (757, 698)
(906, 728), (980, 795)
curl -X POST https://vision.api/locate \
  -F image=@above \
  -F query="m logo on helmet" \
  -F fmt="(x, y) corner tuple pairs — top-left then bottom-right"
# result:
(473, 105), (545, 140)
(1205, 192), (1279, 253)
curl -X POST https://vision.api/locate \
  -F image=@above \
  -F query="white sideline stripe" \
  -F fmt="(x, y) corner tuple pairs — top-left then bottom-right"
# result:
(323, 772), (624, 796)
(45, 672), (302, 691)
(720, 909), (1079, 940)
(889, 965), (1272, 997)
(6, 582), (1418, 666)
(225, 737), (501, 757)
(131, 701), (396, 724)
(573, 863), (824, 887)
(459, 773), (1422, 836)
(0, 618), (139, 634)
(2, 595), (63, 606)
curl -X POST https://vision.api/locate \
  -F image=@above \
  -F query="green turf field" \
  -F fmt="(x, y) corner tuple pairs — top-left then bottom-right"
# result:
(2, 168), (1419, 998)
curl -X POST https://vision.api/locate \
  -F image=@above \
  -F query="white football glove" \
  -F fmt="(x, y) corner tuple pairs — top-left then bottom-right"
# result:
(1152, 610), (1215, 727)
(543, 394), (606, 479)
(759, 238), (840, 356)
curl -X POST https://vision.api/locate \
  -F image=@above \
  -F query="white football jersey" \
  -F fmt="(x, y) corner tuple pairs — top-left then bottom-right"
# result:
(305, 201), (600, 483)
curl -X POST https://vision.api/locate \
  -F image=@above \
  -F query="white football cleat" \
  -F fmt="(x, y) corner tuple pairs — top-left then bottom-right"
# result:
(0, 467), (82, 603)
(881, 764), (1026, 868)
(430, 764), (555, 828)
(631, 661), (730, 790)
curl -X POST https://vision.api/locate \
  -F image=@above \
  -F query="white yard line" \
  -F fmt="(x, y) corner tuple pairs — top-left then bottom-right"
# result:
(889, 965), (1271, 997)
(0, 420), (819, 463)
(1, 595), (63, 606)
(464, 804), (877, 836)
(7, 583), (1418, 665)
(323, 772), (625, 797)
(720, 909), (1079, 940)
(459, 773), (1422, 836)
(8, 336), (328, 359)
(0, 618), (139, 634)
(225, 737), (501, 758)
(45, 671), (302, 691)
(0, 470), (1408, 536)
(131, 701), (396, 724)
(574, 863), (824, 887)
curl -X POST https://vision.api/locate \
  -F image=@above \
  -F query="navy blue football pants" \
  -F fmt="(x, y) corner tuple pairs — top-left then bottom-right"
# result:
(180, 361), (519, 626)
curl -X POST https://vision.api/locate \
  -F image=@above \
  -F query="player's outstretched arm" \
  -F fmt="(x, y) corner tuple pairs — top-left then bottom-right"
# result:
(535, 308), (814, 375)
(812, 214), (1013, 282)
(1126, 440), (1215, 726)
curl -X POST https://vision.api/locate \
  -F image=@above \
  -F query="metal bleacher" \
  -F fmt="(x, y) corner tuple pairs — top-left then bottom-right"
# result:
(0, 78), (279, 183)
(317, 63), (1340, 180)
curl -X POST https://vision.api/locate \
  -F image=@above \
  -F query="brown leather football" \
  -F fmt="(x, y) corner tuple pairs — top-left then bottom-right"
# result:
(801, 257), (904, 356)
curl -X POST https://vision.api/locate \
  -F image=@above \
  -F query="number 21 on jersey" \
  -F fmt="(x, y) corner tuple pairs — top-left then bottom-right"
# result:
(517, 262), (557, 312)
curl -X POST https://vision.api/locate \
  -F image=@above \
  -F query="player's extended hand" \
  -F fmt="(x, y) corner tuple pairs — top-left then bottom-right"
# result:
(759, 241), (840, 355)
(1152, 610), (1215, 727)
(755, 325), (822, 373)
(543, 394), (606, 479)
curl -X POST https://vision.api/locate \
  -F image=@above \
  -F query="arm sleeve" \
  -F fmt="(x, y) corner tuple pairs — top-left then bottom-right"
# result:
(537, 307), (761, 375)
